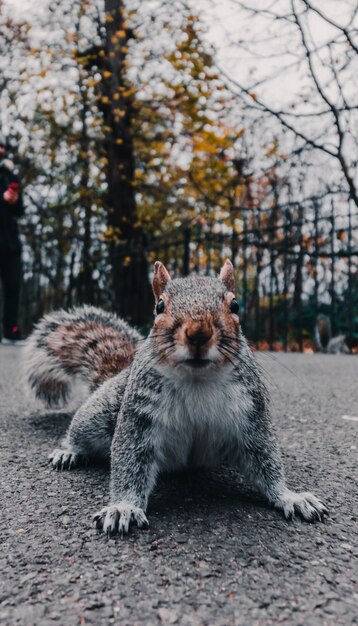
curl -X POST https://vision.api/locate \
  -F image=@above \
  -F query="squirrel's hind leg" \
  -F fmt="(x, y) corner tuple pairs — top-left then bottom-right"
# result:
(48, 405), (113, 471)
(49, 370), (129, 471)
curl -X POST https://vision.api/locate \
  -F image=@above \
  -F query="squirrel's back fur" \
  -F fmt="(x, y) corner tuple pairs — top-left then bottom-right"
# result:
(23, 305), (141, 407)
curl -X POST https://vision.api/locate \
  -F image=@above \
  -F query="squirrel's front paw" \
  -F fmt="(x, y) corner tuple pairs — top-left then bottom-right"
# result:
(93, 502), (149, 537)
(276, 489), (328, 522)
(49, 448), (80, 471)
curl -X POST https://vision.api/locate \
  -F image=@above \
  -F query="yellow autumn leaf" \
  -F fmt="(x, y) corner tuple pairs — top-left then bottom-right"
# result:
(193, 139), (218, 155)
(265, 140), (279, 157)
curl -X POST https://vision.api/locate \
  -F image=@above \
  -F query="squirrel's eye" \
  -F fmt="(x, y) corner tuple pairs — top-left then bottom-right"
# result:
(230, 299), (239, 315)
(156, 299), (165, 315)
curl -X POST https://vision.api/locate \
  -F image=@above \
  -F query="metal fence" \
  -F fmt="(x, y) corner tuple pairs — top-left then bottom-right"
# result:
(18, 200), (358, 351)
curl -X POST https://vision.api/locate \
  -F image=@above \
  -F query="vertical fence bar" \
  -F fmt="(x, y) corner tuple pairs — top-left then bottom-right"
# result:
(183, 226), (191, 276)
(242, 216), (248, 329)
(255, 206), (261, 347)
(142, 234), (151, 322)
(206, 231), (212, 275)
(295, 204), (304, 352)
(66, 251), (76, 309)
(162, 237), (169, 268)
(218, 233), (224, 272)
(172, 236), (179, 277)
(347, 200), (353, 352)
(283, 210), (289, 352)
(231, 228), (238, 266)
(330, 199), (336, 335)
(269, 210), (275, 350)
(135, 245), (142, 325)
(269, 179), (279, 349)
(299, 205), (304, 352)
(230, 226), (238, 302)
(313, 200), (319, 325)
(124, 243), (131, 321)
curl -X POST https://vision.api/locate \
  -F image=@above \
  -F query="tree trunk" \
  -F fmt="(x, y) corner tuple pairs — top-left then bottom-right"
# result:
(101, 0), (152, 323)
(102, 0), (137, 314)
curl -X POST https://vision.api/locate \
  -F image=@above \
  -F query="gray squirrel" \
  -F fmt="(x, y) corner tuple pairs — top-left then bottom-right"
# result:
(24, 260), (328, 536)
(315, 314), (349, 354)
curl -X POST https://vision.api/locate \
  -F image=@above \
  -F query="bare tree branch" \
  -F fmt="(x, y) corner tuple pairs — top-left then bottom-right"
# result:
(301, 0), (358, 53)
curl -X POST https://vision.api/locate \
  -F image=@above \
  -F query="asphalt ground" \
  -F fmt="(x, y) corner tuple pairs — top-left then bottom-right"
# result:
(0, 347), (357, 626)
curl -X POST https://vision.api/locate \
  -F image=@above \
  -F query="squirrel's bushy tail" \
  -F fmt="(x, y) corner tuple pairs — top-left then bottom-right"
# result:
(23, 306), (142, 407)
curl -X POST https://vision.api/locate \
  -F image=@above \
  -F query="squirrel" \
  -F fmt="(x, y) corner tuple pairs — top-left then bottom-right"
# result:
(24, 260), (328, 536)
(315, 314), (349, 354)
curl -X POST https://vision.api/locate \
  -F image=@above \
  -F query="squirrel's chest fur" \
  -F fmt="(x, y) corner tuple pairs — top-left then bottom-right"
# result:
(150, 375), (254, 470)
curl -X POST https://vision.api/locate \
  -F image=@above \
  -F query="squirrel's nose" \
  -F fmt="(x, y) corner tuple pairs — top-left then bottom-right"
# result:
(185, 323), (213, 347)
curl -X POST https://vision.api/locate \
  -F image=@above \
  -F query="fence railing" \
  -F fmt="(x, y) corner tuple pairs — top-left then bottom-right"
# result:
(18, 201), (358, 351)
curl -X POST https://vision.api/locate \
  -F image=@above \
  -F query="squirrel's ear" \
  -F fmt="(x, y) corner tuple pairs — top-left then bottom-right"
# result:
(219, 259), (235, 292)
(152, 261), (171, 301)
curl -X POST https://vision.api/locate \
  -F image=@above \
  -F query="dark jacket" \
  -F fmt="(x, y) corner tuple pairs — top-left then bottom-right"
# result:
(0, 162), (24, 253)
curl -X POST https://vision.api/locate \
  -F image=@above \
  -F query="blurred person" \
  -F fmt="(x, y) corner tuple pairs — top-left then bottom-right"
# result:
(0, 133), (25, 345)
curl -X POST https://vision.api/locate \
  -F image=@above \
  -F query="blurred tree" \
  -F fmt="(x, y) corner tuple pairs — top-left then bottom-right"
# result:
(0, 0), (111, 322)
(1, 0), (255, 320)
(130, 10), (246, 233)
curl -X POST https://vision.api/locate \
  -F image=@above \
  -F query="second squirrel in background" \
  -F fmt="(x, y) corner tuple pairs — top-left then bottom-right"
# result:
(315, 314), (349, 354)
(24, 260), (328, 537)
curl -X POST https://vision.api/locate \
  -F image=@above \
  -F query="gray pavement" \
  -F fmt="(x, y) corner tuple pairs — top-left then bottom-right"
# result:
(0, 347), (357, 626)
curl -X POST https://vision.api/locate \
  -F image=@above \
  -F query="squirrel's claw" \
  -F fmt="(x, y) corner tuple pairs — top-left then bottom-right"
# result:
(49, 448), (80, 471)
(93, 503), (149, 537)
(277, 489), (328, 523)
